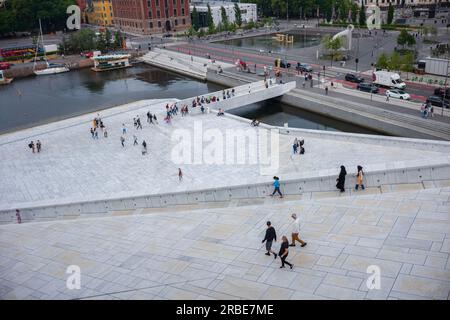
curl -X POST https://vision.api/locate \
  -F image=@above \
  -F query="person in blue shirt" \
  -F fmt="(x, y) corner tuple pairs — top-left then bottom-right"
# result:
(270, 176), (283, 198)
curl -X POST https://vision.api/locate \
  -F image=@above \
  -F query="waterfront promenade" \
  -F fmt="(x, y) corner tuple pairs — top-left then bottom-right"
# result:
(1, 80), (450, 300)
(1, 185), (450, 300)
(1, 88), (449, 211)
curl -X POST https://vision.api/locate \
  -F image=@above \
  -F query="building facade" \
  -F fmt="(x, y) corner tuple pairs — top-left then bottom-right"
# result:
(86, 0), (115, 26)
(190, 1), (257, 28)
(111, 0), (191, 35)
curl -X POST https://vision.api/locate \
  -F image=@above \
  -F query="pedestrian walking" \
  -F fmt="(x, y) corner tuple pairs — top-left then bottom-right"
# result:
(178, 168), (183, 181)
(153, 114), (158, 124)
(386, 93), (390, 102)
(104, 128), (108, 138)
(289, 213), (307, 247)
(90, 128), (95, 139)
(279, 236), (293, 269)
(94, 129), (99, 139)
(122, 124), (127, 134)
(355, 165), (365, 191)
(28, 141), (35, 153)
(270, 176), (283, 198)
(262, 221), (277, 258)
(120, 136), (125, 147)
(325, 86), (328, 95)
(16, 209), (21, 224)
(336, 165), (347, 193)
(137, 118), (142, 130)
(133, 135), (138, 146)
(36, 140), (42, 153)
(142, 140), (147, 155)
(293, 142), (298, 154)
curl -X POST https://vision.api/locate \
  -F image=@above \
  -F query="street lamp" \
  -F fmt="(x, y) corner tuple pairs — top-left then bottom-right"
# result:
(286, 0), (289, 28)
(442, 53), (449, 116)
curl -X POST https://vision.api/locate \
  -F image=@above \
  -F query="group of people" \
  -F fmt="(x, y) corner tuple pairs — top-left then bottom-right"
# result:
(90, 115), (107, 139)
(261, 213), (308, 269)
(420, 102), (434, 119)
(336, 165), (365, 193)
(292, 138), (305, 155)
(133, 116), (143, 130)
(270, 165), (365, 197)
(27, 140), (42, 154)
(146, 111), (158, 124)
(193, 90), (236, 107)
(302, 73), (314, 88)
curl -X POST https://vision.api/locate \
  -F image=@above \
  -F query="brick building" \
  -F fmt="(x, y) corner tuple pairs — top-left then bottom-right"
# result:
(111, 0), (191, 35)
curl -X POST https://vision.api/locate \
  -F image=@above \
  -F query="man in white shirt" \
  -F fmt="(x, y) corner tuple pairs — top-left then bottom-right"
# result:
(290, 213), (307, 247)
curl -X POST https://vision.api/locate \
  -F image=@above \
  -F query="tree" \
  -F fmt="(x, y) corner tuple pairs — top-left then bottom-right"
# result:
(192, 6), (200, 31)
(322, 35), (343, 66)
(389, 51), (401, 71)
(105, 29), (112, 50)
(397, 30), (415, 48)
(234, 3), (243, 27)
(401, 52), (415, 79)
(397, 29), (409, 48)
(350, 2), (359, 23)
(114, 31), (123, 49)
(377, 53), (390, 70)
(406, 33), (416, 47)
(359, 3), (366, 27)
(206, 3), (215, 33)
(220, 6), (229, 30)
(0, 0), (76, 35)
(387, 3), (394, 25)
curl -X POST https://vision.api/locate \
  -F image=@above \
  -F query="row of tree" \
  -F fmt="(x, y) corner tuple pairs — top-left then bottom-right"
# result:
(243, 0), (398, 26)
(245, 0), (358, 22)
(60, 29), (123, 54)
(0, 0), (76, 35)
(377, 51), (415, 76)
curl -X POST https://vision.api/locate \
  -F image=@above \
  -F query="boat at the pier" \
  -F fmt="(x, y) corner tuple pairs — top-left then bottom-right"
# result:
(33, 19), (69, 76)
(91, 54), (132, 72)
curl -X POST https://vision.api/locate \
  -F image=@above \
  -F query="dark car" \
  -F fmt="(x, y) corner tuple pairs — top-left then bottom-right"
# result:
(434, 87), (450, 98)
(357, 83), (379, 93)
(296, 62), (313, 72)
(345, 73), (364, 83)
(162, 33), (173, 38)
(427, 95), (450, 108)
(275, 58), (290, 68)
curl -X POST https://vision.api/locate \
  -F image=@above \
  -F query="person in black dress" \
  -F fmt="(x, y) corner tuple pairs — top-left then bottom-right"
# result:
(336, 165), (347, 193)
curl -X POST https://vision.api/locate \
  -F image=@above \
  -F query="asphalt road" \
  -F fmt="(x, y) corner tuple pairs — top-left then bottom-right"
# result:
(168, 41), (438, 101)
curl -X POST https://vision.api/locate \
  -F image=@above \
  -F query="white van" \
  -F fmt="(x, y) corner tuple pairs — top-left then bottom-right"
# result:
(373, 71), (406, 90)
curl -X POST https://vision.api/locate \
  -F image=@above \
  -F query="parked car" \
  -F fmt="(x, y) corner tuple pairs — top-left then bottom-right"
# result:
(274, 58), (290, 68)
(357, 83), (379, 93)
(344, 73), (364, 83)
(426, 95), (450, 108)
(386, 89), (410, 100)
(163, 33), (173, 38)
(434, 87), (450, 98)
(296, 62), (313, 72)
